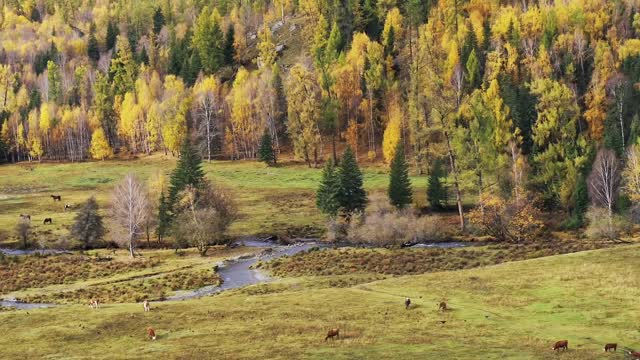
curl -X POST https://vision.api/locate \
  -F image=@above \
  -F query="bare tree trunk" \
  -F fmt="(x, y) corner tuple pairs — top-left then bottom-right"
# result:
(443, 128), (465, 231)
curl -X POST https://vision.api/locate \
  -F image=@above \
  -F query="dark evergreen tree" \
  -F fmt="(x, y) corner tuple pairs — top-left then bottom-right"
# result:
(257, 131), (276, 165)
(168, 137), (206, 208)
(361, 0), (381, 39)
(87, 27), (100, 63)
(427, 159), (446, 210)
(316, 160), (341, 217)
(567, 173), (589, 228)
(156, 190), (170, 242)
(337, 147), (367, 214)
(106, 21), (118, 51)
(223, 25), (236, 66)
(153, 8), (165, 34)
(388, 144), (412, 209)
(70, 196), (105, 249)
(138, 46), (149, 65)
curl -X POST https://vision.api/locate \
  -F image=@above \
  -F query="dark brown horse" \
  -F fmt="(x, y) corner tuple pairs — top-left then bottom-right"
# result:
(51, 195), (61, 201)
(43, 218), (52, 225)
(604, 343), (617, 352)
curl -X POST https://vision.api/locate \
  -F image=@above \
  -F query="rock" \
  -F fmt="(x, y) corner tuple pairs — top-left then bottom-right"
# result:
(289, 24), (297, 32)
(271, 20), (284, 32)
(275, 44), (285, 53)
(249, 33), (257, 41)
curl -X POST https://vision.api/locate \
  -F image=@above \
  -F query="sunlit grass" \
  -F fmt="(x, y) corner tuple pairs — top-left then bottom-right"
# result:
(0, 245), (638, 359)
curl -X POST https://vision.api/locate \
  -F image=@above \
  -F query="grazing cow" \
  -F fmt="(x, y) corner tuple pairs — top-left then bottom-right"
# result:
(43, 218), (52, 225)
(147, 327), (157, 340)
(64, 204), (72, 211)
(51, 195), (62, 202)
(438, 301), (447, 312)
(604, 343), (617, 352)
(89, 299), (100, 309)
(143, 300), (150, 312)
(625, 350), (640, 359)
(552, 340), (568, 351)
(405, 297), (411, 310)
(19, 214), (30, 221)
(325, 328), (339, 341)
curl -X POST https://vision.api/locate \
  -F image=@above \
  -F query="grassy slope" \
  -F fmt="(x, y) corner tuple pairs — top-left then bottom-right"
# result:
(1, 245), (638, 359)
(0, 155), (427, 244)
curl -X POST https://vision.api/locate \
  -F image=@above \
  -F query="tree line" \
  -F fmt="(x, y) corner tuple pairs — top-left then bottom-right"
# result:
(3, 0), (640, 231)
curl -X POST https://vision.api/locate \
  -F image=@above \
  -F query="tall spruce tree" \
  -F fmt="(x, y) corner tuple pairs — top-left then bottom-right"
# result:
(258, 131), (276, 165)
(427, 159), (446, 210)
(223, 25), (236, 66)
(70, 196), (105, 249)
(106, 21), (118, 51)
(156, 190), (170, 242)
(337, 147), (367, 214)
(316, 160), (340, 216)
(168, 137), (205, 208)
(87, 24), (100, 63)
(153, 8), (165, 34)
(388, 144), (412, 209)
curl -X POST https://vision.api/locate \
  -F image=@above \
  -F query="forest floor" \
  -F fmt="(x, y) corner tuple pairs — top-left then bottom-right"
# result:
(0, 154), (431, 246)
(0, 244), (638, 359)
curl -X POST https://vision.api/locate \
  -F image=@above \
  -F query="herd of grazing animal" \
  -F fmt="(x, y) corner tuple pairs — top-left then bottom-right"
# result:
(16, 195), (73, 225)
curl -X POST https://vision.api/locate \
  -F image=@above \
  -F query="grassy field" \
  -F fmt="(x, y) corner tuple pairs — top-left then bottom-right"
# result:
(0, 155), (428, 245)
(0, 244), (638, 359)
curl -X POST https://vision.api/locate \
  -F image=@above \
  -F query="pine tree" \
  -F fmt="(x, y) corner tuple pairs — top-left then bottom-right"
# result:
(168, 137), (206, 208)
(257, 131), (276, 165)
(87, 24), (100, 63)
(224, 25), (236, 66)
(427, 159), (446, 210)
(153, 8), (165, 35)
(106, 21), (118, 51)
(156, 190), (170, 242)
(316, 160), (340, 217)
(388, 144), (412, 209)
(70, 196), (105, 249)
(337, 147), (367, 214)
(47, 60), (61, 104)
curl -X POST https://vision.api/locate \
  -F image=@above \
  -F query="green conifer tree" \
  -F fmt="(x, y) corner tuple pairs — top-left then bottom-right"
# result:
(224, 25), (236, 66)
(337, 147), (367, 214)
(258, 131), (276, 165)
(168, 137), (206, 209)
(316, 160), (341, 217)
(156, 190), (170, 242)
(427, 159), (446, 210)
(388, 144), (412, 209)
(87, 24), (100, 63)
(70, 196), (105, 249)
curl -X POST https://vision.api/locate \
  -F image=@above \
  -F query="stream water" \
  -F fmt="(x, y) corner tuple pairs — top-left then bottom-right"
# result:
(0, 240), (474, 308)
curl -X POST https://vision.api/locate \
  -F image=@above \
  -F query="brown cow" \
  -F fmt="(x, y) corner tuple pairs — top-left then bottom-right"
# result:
(43, 218), (52, 225)
(552, 340), (568, 351)
(51, 195), (61, 202)
(325, 328), (339, 341)
(625, 350), (640, 360)
(147, 327), (157, 340)
(405, 297), (411, 310)
(438, 301), (447, 312)
(603, 343), (617, 352)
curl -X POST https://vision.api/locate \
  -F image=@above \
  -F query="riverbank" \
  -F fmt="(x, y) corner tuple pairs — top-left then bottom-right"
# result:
(1, 244), (638, 359)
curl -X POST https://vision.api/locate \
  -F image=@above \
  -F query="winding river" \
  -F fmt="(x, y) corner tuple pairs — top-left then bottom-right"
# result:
(1, 240), (473, 309)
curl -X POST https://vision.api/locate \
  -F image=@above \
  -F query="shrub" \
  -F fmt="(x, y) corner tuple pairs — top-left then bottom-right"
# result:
(468, 193), (544, 242)
(327, 194), (443, 246)
(584, 207), (631, 240)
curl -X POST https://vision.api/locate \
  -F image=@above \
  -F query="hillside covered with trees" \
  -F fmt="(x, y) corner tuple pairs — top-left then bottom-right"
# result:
(2, 0), (640, 233)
